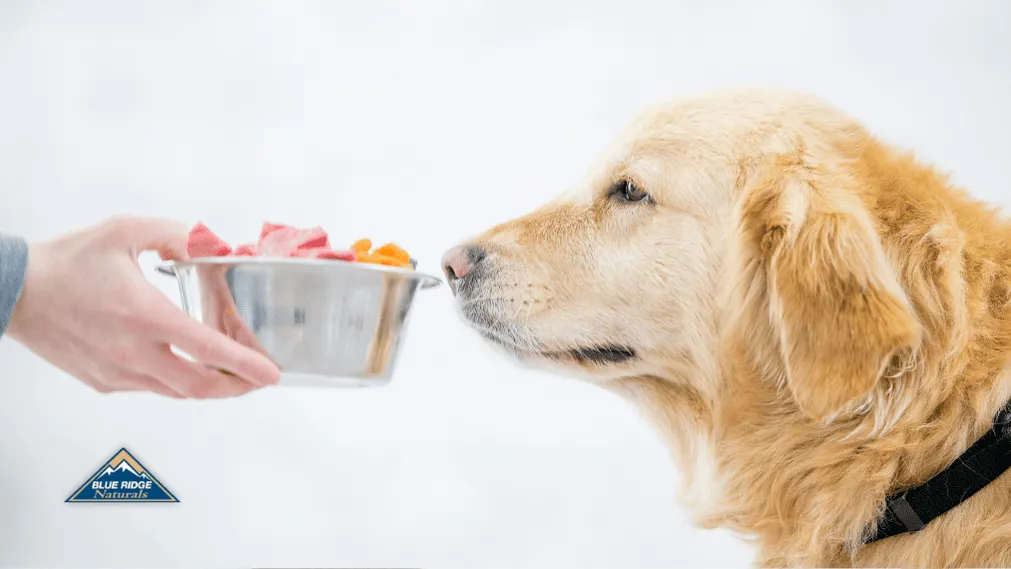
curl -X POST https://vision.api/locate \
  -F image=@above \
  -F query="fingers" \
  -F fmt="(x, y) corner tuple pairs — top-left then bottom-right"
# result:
(138, 377), (187, 399)
(103, 215), (191, 261)
(120, 374), (188, 399)
(145, 347), (263, 398)
(153, 304), (281, 387)
(85, 345), (264, 399)
(95, 347), (265, 399)
(133, 274), (280, 389)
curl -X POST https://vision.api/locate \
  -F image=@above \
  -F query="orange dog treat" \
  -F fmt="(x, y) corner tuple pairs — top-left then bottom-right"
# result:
(373, 243), (410, 264)
(352, 239), (372, 254)
(352, 239), (414, 269)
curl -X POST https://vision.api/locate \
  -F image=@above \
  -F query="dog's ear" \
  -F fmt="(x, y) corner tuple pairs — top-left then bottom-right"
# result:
(738, 153), (922, 421)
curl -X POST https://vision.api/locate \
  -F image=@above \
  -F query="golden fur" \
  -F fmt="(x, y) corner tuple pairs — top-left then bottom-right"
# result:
(445, 88), (1011, 567)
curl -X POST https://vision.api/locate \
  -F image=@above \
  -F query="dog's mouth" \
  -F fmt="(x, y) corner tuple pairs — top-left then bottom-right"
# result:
(548, 345), (638, 365)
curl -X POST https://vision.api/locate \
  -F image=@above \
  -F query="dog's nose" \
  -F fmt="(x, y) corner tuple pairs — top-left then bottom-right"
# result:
(441, 245), (486, 283)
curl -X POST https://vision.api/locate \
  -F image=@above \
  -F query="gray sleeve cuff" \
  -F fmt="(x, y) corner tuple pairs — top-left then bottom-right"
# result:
(0, 233), (29, 338)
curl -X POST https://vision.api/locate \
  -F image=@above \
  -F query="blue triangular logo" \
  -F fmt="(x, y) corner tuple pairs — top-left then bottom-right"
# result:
(66, 448), (179, 503)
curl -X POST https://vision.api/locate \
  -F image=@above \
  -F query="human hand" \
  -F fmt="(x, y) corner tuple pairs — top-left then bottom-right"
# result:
(7, 216), (281, 398)
(195, 262), (274, 364)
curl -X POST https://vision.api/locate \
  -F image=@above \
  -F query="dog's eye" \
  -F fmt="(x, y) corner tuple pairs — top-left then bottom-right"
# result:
(611, 179), (649, 203)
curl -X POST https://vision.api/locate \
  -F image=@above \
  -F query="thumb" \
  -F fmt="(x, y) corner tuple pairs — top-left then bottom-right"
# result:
(106, 216), (192, 261)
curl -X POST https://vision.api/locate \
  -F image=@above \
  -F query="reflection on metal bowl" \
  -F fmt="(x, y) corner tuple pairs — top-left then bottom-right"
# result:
(157, 257), (441, 387)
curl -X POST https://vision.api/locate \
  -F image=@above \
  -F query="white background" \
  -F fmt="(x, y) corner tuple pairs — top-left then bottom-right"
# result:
(1, 1), (1008, 567)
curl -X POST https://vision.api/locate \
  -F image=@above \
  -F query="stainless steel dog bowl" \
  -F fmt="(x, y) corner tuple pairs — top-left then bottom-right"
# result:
(156, 258), (441, 387)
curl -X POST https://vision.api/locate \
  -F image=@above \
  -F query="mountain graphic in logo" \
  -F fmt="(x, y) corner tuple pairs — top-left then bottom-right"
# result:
(66, 448), (179, 502)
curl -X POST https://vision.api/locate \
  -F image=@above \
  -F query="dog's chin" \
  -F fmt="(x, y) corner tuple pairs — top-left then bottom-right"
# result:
(475, 328), (637, 368)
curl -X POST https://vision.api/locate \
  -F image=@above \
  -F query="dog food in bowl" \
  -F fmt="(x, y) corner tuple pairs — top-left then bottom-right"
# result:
(186, 222), (415, 268)
(159, 221), (440, 387)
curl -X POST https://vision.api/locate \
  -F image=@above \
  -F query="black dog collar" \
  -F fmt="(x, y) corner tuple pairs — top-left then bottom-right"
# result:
(866, 401), (1011, 543)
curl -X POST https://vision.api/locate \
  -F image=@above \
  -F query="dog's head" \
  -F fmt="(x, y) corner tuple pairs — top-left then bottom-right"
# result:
(444, 89), (922, 422)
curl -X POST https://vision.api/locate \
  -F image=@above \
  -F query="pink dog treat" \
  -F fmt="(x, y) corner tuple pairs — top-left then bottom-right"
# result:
(259, 222), (288, 241)
(257, 225), (331, 256)
(295, 226), (330, 250)
(187, 223), (232, 257)
(185, 222), (356, 262)
(232, 243), (258, 256)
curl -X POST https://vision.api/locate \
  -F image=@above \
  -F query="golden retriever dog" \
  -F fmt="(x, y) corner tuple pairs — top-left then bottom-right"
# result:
(441, 88), (1011, 568)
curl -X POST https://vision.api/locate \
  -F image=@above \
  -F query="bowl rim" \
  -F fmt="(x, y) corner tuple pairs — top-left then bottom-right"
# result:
(156, 257), (443, 289)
